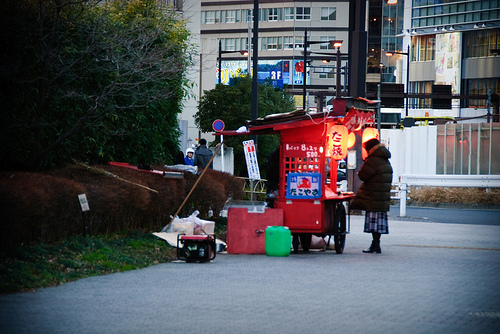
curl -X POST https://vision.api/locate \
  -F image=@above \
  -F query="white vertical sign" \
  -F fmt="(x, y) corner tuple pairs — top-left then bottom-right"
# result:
(78, 194), (90, 212)
(243, 140), (261, 180)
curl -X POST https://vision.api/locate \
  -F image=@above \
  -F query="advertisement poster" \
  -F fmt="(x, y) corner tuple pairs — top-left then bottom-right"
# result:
(217, 59), (307, 87)
(435, 32), (461, 94)
(286, 172), (321, 199)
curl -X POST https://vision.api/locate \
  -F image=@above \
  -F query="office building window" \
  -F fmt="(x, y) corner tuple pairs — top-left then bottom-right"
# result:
(264, 8), (282, 21)
(412, 35), (435, 61)
(320, 36), (336, 50)
(464, 78), (500, 108)
(201, 11), (219, 24)
(317, 66), (335, 79)
(321, 7), (336, 21)
(464, 29), (500, 58)
(295, 36), (304, 49)
(296, 7), (311, 20)
(284, 7), (294, 21)
(221, 10), (239, 24)
(241, 9), (253, 22)
(221, 38), (237, 51)
(284, 36), (294, 49)
(260, 37), (282, 50)
(241, 38), (249, 51)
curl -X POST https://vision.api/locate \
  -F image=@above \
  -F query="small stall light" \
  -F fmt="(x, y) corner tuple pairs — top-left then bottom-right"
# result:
(361, 127), (380, 160)
(347, 132), (356, 149)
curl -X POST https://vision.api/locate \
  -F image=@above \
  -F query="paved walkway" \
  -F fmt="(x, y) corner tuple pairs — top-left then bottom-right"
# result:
(1, 216), (500, 333)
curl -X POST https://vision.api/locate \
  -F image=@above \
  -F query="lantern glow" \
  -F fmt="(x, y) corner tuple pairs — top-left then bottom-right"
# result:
(347, 132), (356, 149)
(327, 124), (349, 160)
(361, 127), (380, 160)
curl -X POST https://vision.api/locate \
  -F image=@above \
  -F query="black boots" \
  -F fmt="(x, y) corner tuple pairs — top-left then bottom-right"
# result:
(363, 233), (381, 253)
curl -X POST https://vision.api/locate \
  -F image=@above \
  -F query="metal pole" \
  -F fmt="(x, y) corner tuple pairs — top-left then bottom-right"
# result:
(377, 83), (381, 133)
(303, 29), (308, 110)
(336, 46), (341, 98)
(218, 40), (222, 84)
(247, 13), (251, 75)
(250, 0), (258, 121)
(405, 44), (409, 117)
(221, 134), (224, 172)
(250, 0), (259, 166)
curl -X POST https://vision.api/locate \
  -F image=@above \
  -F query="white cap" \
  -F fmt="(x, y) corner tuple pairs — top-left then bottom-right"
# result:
(186, 148), (194, 154)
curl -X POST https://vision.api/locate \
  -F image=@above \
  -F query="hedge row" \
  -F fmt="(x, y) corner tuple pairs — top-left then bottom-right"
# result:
(0, 165), (244, 251)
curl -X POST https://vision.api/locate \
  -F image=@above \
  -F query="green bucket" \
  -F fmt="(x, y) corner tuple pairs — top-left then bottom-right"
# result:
(265, 226), (291, 257)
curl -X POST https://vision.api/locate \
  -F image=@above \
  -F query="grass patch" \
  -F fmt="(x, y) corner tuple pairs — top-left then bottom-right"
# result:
(0, 231), (175, 295)
(408, 187), (500, 204)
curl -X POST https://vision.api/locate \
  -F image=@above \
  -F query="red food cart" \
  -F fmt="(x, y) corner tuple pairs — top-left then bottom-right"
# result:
(220, 98), (377, 254)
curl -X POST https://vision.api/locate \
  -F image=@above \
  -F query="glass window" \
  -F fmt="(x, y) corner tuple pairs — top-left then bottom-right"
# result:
(480, 33), (488, 57)
(320, 36), (336, 50)
(318, 66), (335, 79)
(267, 37), (279, 50)
(296, 7), (311, 20)
(285, 7), (294, 21)
(261, 9), (268, 21)
(261, 37), (267, 50)
(267, 8), (281, 21)
(295, 36), (304, 49)
(221, 39), (236, 52)
(284, 36), (294, 49)
(426, 37), (434, 61)
(241, 9), (252, 22)
(221, 10), (237, 24)
(321, 7), (336, 21)
(203, 11), (216, 24)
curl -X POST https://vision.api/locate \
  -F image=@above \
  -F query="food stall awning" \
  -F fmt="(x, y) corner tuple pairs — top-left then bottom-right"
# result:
(218, 97), (377, 136)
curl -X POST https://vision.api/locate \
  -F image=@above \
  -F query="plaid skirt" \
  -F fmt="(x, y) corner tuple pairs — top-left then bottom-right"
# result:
(364, 211), (389, 234)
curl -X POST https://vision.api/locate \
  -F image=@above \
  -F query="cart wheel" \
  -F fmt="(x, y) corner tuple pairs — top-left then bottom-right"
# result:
(299, 234), (312, 252)
(333, 203), (346, 254)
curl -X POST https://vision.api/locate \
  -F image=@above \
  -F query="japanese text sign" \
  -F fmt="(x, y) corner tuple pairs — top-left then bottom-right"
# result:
(327, 124), (348, 160)
(243, 140), (261, 180)
(286, 173), (322, 199)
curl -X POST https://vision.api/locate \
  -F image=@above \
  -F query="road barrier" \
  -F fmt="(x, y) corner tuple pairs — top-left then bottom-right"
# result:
(393, 174), (500, 216)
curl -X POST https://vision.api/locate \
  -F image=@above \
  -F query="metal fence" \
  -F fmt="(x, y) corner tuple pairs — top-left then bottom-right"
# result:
(392, 174), (500, 216)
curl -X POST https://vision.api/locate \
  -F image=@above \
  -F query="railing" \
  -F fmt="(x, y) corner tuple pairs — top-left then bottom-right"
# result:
(393, 174), (500, 216)
(237, 177), (267, 199)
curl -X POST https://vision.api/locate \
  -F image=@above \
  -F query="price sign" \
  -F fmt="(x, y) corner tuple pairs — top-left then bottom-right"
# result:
(283, 143), (322, 158)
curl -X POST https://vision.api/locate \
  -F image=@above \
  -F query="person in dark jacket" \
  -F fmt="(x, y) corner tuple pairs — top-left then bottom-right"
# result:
(193, 138), (213, 169)
(351, 138), (393, 253)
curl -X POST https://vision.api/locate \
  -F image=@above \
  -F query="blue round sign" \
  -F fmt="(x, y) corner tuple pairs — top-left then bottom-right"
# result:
(212, 119), (225, 132)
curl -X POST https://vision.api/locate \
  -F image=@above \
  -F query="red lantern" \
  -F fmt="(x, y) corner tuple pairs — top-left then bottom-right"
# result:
(347, 132), (356, 149)
(327, 124), (349, 160)
(361, 127), (380, 160)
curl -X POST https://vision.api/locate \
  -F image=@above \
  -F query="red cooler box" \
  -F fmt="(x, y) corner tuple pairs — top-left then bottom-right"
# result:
(227, 207), (284, 254)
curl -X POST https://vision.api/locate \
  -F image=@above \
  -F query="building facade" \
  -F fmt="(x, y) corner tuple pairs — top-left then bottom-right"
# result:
(177, 0), (500, 150)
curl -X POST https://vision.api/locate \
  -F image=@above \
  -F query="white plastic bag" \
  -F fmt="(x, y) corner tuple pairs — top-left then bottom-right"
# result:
(163, 216), (194, 235)
(189, 210), (215, 235)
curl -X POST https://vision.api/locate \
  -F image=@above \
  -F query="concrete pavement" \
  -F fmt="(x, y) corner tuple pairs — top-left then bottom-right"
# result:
(1, 216), (500, 333)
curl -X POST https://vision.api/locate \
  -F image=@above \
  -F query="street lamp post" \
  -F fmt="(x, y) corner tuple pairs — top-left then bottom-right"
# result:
(386, 44), (410, 116)
(331, 40), (343, 99)
(218, 40), (248, 84)
(307, 40), (344, 101)
(302, 31), (343, 110)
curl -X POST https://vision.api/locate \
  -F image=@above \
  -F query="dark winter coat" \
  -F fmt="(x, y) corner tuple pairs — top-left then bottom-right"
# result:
(194, 145), (213, 169)
(351, 143), (393, 212)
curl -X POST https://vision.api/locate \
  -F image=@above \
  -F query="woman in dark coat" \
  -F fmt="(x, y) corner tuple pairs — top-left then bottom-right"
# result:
(351, 138), (393, 253)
